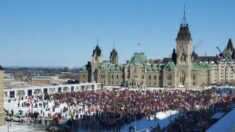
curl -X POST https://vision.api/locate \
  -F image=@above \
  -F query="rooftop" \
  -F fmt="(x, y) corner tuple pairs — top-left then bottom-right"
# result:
(125, 52), (148, 67)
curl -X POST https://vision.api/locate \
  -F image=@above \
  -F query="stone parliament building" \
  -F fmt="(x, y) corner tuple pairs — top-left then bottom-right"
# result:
(79, 15), (235, 89)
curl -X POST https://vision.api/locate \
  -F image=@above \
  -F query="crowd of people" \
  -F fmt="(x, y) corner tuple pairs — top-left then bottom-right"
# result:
(5, 87), (235, 131)
(161, 88), (235, 132)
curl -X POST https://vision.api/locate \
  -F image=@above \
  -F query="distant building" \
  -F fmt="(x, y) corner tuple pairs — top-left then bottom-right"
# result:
(31, 75), (51, 84)
(210, 39), (235, 85)
(4, 73), (15, 82)
(28, 75), (66, 86)
(0, 66), (5, 125)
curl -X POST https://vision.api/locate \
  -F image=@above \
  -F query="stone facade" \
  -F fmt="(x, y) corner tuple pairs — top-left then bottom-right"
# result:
(79, 18), (216, 89)
(210, 61), (235, 85)
(0, 66), (5, 125)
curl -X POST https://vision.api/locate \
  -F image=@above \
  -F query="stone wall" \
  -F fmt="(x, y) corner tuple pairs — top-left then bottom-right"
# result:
(0, 70), (5, 125)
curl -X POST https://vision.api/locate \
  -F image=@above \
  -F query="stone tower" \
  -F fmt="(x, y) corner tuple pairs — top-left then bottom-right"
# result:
(0, 66), (5, 125)
(110, 47), (118, 65)
(175, 8), (192, 88)
(91, 39), (103, 82)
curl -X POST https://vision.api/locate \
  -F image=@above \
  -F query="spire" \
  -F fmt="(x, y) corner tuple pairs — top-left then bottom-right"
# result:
(110, 41), (118, 64)
(96, 37), (99, 46)
(182, 3), (187, 26)
(172, 49), (177, 64)
(113, 41), (116, 50)
(176, 3), (192, 41)
(93, 37), (102, 57)
(191, 50), (198, 62)
(227, 38), (233, 51)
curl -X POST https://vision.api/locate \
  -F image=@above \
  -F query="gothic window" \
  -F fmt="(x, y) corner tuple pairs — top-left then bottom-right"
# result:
(167, 75), (172, 86)
(154, 75), (157, 80)
(167, 75), (172, 80)
(181, 52), (187, 63)
(179, 72), (186, 85)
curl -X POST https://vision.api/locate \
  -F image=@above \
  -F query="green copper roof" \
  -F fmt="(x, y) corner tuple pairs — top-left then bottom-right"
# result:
(164, 61), (176, 71)
(146, 64), (161, 73)
(99, 61), (122, 72)
(125, 52), (148, 67)
(191, 62), (211, 71)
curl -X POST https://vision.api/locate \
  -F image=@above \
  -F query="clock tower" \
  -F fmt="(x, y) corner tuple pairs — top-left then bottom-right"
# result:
(175, 6), (192, 88)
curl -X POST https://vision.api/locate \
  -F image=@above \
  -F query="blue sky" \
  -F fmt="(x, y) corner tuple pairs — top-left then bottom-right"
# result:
(0, 0), (234, 67)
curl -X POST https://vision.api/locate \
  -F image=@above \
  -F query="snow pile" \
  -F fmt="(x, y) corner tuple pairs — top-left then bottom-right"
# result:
(155, 110), (178, 120)
(121, 110), (179, 132)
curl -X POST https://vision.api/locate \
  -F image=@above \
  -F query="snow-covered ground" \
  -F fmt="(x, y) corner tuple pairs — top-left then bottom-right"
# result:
(4, 98), (89, 120)
(121, 110), (179, 132)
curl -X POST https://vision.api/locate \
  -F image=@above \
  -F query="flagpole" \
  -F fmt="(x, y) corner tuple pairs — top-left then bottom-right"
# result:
(137, 43), (141, 53)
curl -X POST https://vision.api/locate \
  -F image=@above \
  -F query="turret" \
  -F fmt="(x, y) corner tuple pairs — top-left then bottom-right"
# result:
(226, 38), (233, 52)
(110, 47), (119, 64)
(91, 38), (103, 82)
(171, 49), (177, 64)
(92, 45), (103, 64)
(191, 50), (198, 62)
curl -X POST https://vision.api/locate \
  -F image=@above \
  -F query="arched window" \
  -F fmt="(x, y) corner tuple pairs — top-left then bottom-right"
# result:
(193, 74), (196, 80)
(167, 74), (172, 86)
(134, 67), (137, 73)
(179, 72), (186, 85)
